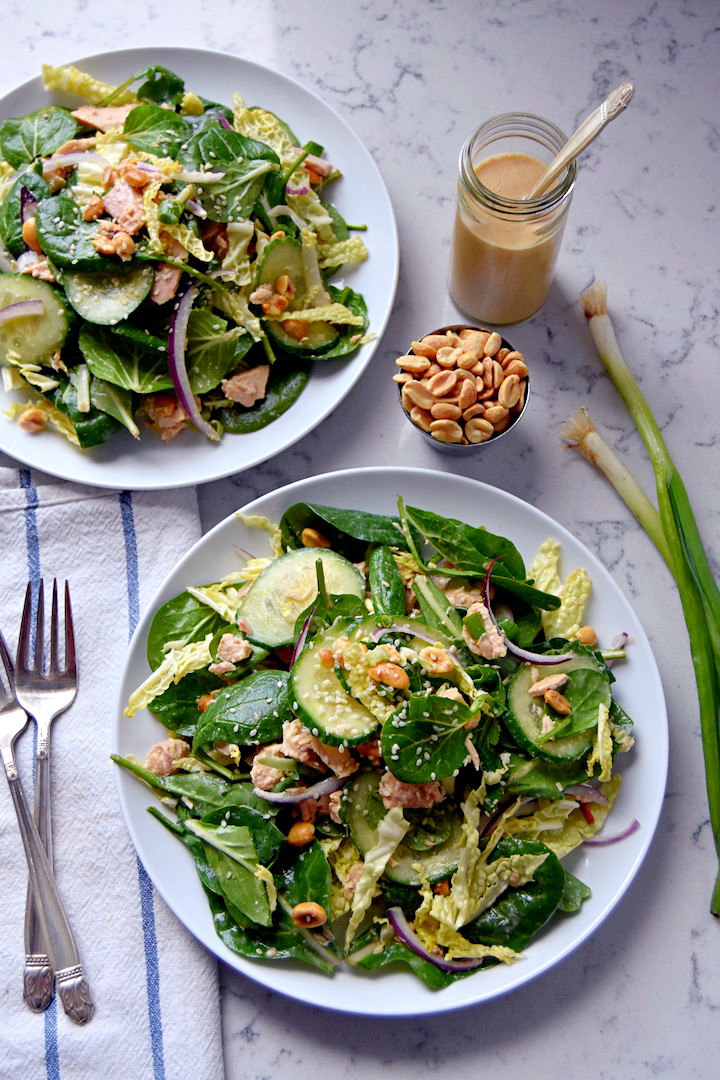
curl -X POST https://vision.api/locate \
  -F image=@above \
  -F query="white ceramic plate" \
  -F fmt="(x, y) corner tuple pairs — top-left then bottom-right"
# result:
(113, 467), (668, 1016)
(0, 48), (398, 489)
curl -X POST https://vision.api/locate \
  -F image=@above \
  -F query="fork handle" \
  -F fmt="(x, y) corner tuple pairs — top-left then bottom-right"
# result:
(24, 747), (55, 1012)
(2, 752), (94, 1024)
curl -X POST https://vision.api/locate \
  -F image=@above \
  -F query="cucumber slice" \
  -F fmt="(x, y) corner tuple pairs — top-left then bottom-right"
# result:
(0, 273), (71, 363)
(344, 770), (465, 886)
(290, 619), (379, 746)
(255, 236), (339, 354)
(62, 264), (154, 325)
(239, 547), (364, 649)
(505, 652), (608, 762)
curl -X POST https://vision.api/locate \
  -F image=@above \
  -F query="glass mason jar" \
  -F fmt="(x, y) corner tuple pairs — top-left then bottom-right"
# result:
(448, 113), (576, 325)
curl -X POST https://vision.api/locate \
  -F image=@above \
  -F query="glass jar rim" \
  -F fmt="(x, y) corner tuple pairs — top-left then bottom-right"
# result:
(459, 112), (577, 216)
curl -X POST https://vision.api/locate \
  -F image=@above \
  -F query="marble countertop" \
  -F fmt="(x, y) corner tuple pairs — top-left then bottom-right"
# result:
(2, 0), (719, 1076)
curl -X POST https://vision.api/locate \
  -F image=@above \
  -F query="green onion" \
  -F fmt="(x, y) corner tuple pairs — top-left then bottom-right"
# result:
(574, 280), (720, 915)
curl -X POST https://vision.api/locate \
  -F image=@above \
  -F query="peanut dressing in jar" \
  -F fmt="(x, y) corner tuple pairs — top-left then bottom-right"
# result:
(449, 116), (576, 325)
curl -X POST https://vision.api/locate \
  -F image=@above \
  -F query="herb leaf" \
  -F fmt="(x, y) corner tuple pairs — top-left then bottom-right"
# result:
(381, 695), (475, 783)
(0, 107), (78, 168)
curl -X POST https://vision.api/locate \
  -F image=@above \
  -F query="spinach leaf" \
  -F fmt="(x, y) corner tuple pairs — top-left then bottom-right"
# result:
(147, 589), (226, 669)
(217, 356), (310, 433)
(147, 669), (223, 737)
(504, 755), (588, 801)
(380, 695), (474, 783)
(89, 376), (139, 438)
(186, 309), (252, 393)
(136, 66), (185, 106)
(465, 665), (506, 716)
(348, 926), (462, 989)
(497, 600), (543, 649)
(280, 501), (405, 558)
(557, 868), (592, 913)
(368, 545), (406, 617)
(79, 323), (174, 394)
(111, 754), (231, 817)
(205, 886), (340, 973)
(179, 123), (279, 171)
(186, 819), (272, 926)
(35, 193), (115, 272)
(48, 377), (122, 448)
(217, 781), (281, 817)
(193, 671), (291, 753)
(123, 103), (190, 157)
(537, 668), (611, 743)
(199, 805), (284, 867)
(404, 504), (526, 581)
(306, 285), (369, 361)
(111, 322), (169, 353)
(610, 698), (634, 736)
(291, 560), (365, 640)
(0, 171), (50, 256)
(411, 575), (464, 639)
(274, 840), (332, 914)
(464, 837), (565, 952)
(0, 107), (77, 168)
(321, 199), (349, 241)
(148, 807), (224, 895)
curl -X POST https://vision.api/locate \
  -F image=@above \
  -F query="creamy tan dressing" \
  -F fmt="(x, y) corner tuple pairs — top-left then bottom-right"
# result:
(449, 151), (565, 324)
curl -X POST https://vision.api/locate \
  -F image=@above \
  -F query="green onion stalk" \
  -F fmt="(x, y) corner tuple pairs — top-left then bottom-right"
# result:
(570, 281), (720, 915)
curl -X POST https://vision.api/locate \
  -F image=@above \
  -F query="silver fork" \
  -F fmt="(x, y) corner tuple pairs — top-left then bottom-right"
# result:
(15, 581), (82, 1015)
(0, 621), (93, 1024)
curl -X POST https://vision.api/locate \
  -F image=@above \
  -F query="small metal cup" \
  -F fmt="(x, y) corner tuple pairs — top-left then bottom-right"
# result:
(396, 324), (530, 454)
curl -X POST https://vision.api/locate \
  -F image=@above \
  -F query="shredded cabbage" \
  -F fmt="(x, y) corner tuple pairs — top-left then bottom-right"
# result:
(231, 94), (296, 161)
(264, 302), (364, 327)
(235, 512), (284, 559)
(180, 92), (204, 116)
(317, 236), (368, 270)
(345, 807), (409, 948)
(504, 776), (622, 858)
(124, 634), (214, 717)
(221, 221), (255, 285)
(530, 538), (592, 639)
(212, 288), (264, 342)
(587, 702), (613, 781)
(3, 395), (79, 445)
(186, 583), (244, 623)
(42, 64), (138, 105)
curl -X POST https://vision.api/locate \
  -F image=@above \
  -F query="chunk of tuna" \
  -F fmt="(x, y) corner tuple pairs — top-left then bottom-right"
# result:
(378, 771), (446, 809)
(102, 179), (146, 234)
(282, 719), (358, 779)
(221, 365), (270, 408)
(216, 634), (253, 664)
(250, 744), (287, 791)
(145, 737), (190, 776)
(150, 264), (183, 305)
(71, 104), (137, 131)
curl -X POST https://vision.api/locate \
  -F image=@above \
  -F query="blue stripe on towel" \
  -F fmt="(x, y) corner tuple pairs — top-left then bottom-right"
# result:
(119, 491), (166, 1080)
(19, 470), (60, 1080)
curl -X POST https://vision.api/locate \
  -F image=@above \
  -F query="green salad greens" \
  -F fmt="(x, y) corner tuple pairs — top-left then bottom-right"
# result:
(115, 499), (636, 987)
(0, 63), (369, 448)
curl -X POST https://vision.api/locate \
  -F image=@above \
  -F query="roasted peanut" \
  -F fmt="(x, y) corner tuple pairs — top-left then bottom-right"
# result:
(462, 403), (485, 421)
(410, 339), (437, 358)
(291, 901), (327, 927)
(465, 417), (494, 443)
(21, 217), (42, 254)
(317, 648), (335, 668)
(418, 646), (454, 674)
(429, 418), (463, 443)
(498, 373), (521, 409)
(435, 345), (462, 369)
(287, 822), (316, 847)
(280, 318), (310, 340)
(457, 379), (477, 411)
(83, 194), (105, 221)
(17, 405), (47, 432)
(369, 662), (410, 690)
(483, 404), (509, 425)
(483, 331), (502, 357)
(504, 357), (529, 378)
(491, 360), (505, 390)
(430, 402), (462, 421)
(544, 689), (572, 715)
(575, 625), (598, 647)
(402, 380), (435, 410)
(501, 350), (525, 370)
(393, 371), (413, 384)
(396, 354), (431, 375)
(426, 369), (458, 398)
(301, 527), (331, 548)
(410, 405), (433, 432)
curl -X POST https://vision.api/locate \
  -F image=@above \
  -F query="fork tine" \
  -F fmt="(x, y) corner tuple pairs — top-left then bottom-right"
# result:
(0, 625), (15, 692)
(17, 582), (34, 672)
(50, 579), (59, 673)
(34, 580), (45, 674)
(64, 582), (76, 679)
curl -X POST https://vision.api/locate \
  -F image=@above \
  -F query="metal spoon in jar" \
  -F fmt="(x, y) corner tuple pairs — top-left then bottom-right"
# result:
(525, 82), (634, 200)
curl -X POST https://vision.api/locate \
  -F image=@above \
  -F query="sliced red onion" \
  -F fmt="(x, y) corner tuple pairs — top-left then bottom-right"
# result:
(370, 623), (441, 647)
(134, 160), (163, 176)
(609, 631), (633, 650)
(44, 151), (109, 172)
(219, 115), (233, 131)
(175, 167), (225, 184)
(20, 186), (38, 225)
(233, 545), (257, 561)
(286, 184), (309, 196)
(290, 608), (315, 668)
(15, 250), (39, 272)
(186, 199), (207, 218)
(168, 285), (220, 442)
(482, 558), (575, 666)
(253, 774), (344, 804)
(386, 907), (484, 973)
(564, 784), (609, 805)
(584, 819), (640, 846)
(0, 300), (44, 324)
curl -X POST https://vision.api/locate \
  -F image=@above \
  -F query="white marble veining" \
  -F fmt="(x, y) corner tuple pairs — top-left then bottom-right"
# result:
(1, 0), (719, 1076)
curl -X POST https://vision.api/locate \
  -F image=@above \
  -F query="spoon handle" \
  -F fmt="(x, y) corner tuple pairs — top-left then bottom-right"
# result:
(526, 82), (634, 200)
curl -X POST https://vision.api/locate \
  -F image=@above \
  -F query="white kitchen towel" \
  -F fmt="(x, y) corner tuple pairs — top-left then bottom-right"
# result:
(0, 462), (224, 1080)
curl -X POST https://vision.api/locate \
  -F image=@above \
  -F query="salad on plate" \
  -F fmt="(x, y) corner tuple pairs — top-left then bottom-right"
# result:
(115, 497), (637, 988)
(0, 62), (369, 449)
